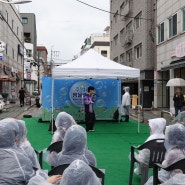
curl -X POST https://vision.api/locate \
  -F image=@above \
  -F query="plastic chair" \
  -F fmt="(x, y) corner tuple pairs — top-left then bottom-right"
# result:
(171, 111), (185, 125)
(129, 139), (166, 185)
(34, 149), (43, 169)
(48, 163), (105, 185)
(153, 158), (185, 185)
(47, 140), (63, 153)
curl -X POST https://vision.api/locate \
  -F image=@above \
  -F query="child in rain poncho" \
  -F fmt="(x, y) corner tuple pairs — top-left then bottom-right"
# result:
(59, 159), (101, 185)
(145, 123), (185, 185)
(48, 125), (97, 167)
(46, 112), (77, 165)
(51, 112), (77, 143)
(134, 118), (166, 175)
(15, 119), (41, 170)
(28, 160), (101, 185)
(0, 118), (35, 184)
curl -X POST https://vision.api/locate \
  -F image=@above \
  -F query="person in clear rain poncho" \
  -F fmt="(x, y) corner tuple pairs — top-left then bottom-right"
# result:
(133, 118), (166, 175)
(15, 119), (41, 170)
(27, 170), (62, 185)
(28, 160), (101, 185)
(59, 159), (101, 185)
(0, 118), (35, 185)
(46, 112), (77, 164)
(51, 112), (77, 143)
(145, 123), (185, 185)
(47, 124), (97, 167)
(121, 86), (131, 122)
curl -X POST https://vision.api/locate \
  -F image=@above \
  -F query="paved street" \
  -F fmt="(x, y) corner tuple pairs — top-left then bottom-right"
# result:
(0, 98), (42, 120)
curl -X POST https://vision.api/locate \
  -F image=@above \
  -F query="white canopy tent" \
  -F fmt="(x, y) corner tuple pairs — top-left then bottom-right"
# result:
(53, 49), (140, 79)
(52, 49), (141, 132)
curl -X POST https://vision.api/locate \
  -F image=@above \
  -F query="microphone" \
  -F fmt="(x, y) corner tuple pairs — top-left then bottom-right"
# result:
(93, 93), (99, 97)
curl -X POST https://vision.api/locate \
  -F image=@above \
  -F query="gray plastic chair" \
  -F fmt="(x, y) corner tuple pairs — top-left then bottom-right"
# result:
(129, 139), (166, 185)
(153, 158), (185, 185)
(171, 111), (185, 125)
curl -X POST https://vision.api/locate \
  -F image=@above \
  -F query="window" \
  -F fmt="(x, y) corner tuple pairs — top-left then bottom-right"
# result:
(135, 12), (142, 29)
(113, 34), (118, 46)
(113, 57), (118, 62)
(101, 50), (107, 57)
(12, 19), (14, 29)
(169, 13), (177, 38)
(6, 11), (8, 22)
(183, 8), (185, 31)
(120, 53), (125, 64)
(17, 26), (19, 35)
(113, 11), (118, 23)
(158, 22), (164, 43)
(120, 28), (125, 45)
(126, 49), (132, 62)
(26, 49), (32, 57)
(135, 44), (142, 59)
(22, 17), (28, 24)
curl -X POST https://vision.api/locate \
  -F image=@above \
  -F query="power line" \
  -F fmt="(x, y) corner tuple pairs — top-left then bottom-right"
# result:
(75, 0), (153, 21)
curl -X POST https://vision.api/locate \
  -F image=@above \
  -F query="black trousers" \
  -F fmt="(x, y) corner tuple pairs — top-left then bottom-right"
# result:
(20, 98), (24, 106)
(85, 112), (95, 131)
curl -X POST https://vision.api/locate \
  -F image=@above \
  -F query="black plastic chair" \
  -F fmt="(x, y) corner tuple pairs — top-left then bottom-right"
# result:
(48, 163), (105, 185)
(47, 140), (63, 153)
(34, 149), (43, 169)
(153, 158), (185, 185)
(129, 139), (166, 185)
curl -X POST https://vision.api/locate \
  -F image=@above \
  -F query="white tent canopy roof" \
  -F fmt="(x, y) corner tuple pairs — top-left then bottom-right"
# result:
(52, 49), (140, 79)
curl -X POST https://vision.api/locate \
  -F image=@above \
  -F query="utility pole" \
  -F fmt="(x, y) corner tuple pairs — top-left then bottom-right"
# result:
(37, 51), (40, 95)
(50, 47), (60, 76)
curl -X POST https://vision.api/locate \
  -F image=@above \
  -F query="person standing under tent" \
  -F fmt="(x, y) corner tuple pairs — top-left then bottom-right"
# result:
(83, 86), (96, 132)
(122, 86), (131, 122)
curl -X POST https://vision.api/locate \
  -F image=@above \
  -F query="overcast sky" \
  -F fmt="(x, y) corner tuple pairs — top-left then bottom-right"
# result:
(19, 0), (110, 62)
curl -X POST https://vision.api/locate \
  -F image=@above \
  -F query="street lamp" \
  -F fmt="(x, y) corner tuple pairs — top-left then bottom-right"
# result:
(0, 0), (32, 4)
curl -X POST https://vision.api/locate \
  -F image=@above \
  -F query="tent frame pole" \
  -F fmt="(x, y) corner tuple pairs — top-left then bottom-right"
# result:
(137, 77), (141, 133)
(51, 77), (54, 134)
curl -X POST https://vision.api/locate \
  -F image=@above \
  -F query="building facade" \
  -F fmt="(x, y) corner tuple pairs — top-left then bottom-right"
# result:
(81, 26), (110, 58)
(110, 0), (155, 108)
(0, 2), (24, 101)
(20, 13), (37, 59)
(155, 0), (185, 112)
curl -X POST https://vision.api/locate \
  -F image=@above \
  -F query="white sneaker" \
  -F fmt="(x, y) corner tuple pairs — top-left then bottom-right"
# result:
(134, 168), (141, 175)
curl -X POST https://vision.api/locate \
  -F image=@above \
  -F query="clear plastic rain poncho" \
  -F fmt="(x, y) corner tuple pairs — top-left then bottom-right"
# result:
(0, 118), (35, 184)
(135, 118), (166, 164)
(145, 123), (185, 185)
(48, 125), (97, 167)
(15, 119), (41, 170)
(59, 159), (101, 185)
(27, 170), (52, 185)
(46, 112), (77, 165)
(52, 112), (77, 143)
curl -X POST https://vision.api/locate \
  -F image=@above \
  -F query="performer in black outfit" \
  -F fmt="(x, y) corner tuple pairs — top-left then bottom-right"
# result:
(83, 86), (96, 132)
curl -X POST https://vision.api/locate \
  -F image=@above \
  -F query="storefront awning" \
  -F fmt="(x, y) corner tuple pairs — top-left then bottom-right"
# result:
(161, 60), (185, 71)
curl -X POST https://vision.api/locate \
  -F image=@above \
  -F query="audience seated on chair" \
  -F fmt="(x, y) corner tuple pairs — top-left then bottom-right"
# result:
(133, 118), (166, 175)
(51, 111), (77, 143)
(48, 162), (105, 185)
(28, 160), (101, 185)
(145, 123), (185, 185)
(28, 169), (62, 185)
(0, 118), (35, 184)
(47, 124), (97, 167)
(59, 159), (101, 185)
(153, 158), (185, 185)
(46, 112), (77, 165)
(15, 119), (41, 170)
(129, 118), (166, 185)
